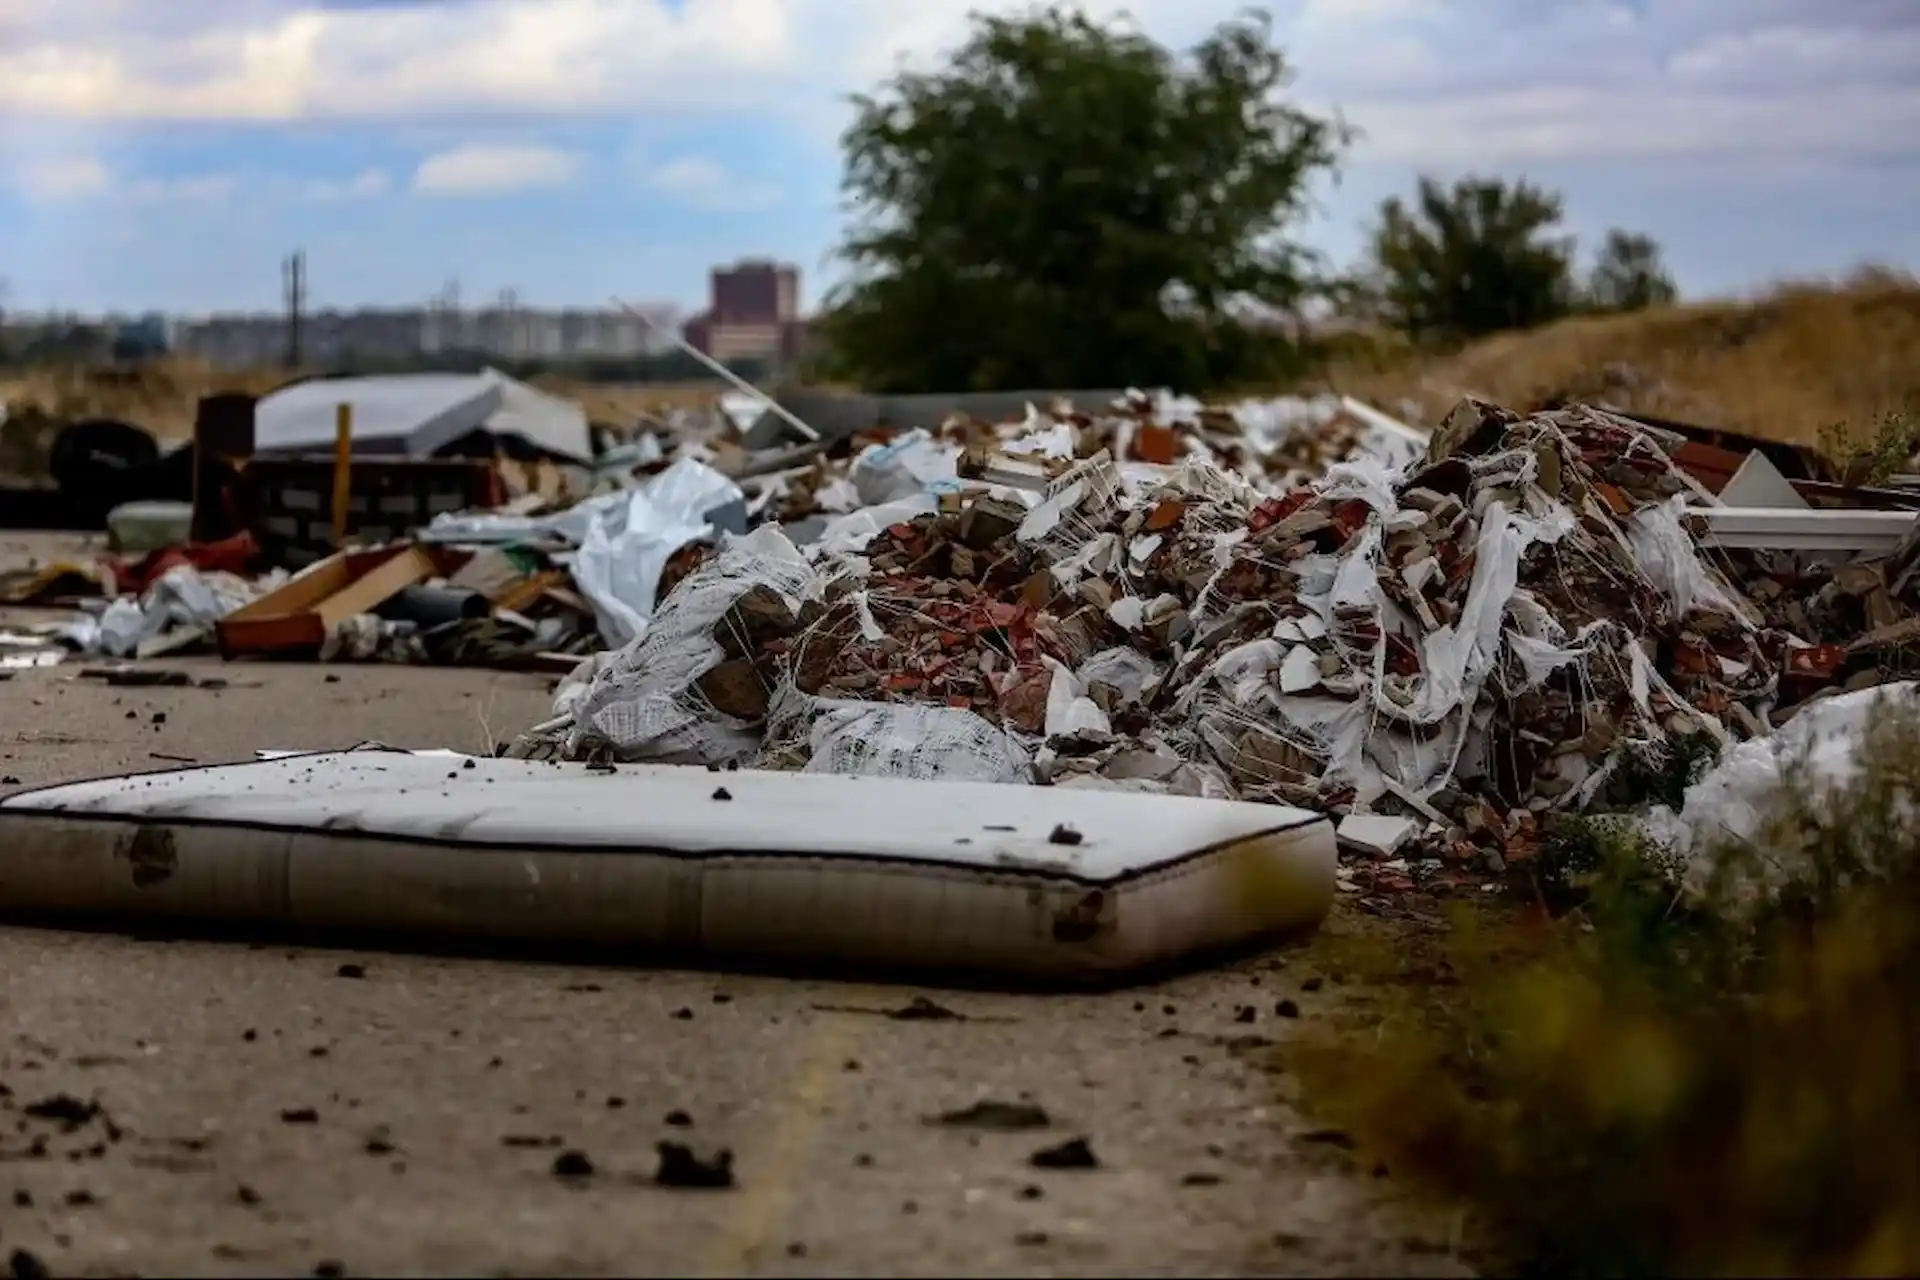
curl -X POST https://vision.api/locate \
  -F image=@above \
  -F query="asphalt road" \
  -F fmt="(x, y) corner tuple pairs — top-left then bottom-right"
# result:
(0, 533), (1461, 1278)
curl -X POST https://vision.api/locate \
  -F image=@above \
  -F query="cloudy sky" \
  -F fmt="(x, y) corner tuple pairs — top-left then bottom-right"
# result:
(0, 0), (1914, 317)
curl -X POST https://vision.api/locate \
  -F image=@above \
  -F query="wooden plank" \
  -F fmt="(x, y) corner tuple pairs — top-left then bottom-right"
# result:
(331, 403), (353, 548)
(489, 569), (566, 614)
(216, 545), (438, 656)
(312, 545), (438, 631)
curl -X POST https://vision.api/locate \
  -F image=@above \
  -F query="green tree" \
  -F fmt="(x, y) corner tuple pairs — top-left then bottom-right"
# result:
(1585, 228), (1679, 313)
(1365, 175), (1577, 344)
(821, 6), (1350, 394)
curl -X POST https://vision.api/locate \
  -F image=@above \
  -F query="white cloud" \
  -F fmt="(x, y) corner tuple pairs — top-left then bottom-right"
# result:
(0, 0), (1201, 123)
(126, 172), (237, 204)
(302, 167), (389, 201)
(0, 1), (1911, 178)
(646, 156), (780, 211)
(12, 154), (108, 199)
(412, 143), (578, 195)
(2, 151), (244, 204)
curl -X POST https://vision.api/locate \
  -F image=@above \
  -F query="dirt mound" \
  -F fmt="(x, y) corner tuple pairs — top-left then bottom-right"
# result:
(1328, 269), (1920, 447)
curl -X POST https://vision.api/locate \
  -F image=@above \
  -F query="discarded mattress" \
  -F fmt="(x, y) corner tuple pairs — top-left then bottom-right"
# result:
(0, 750), (1336, 983)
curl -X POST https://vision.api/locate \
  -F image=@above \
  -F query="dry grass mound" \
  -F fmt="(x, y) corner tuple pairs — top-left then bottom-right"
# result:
(528, 377), (725, 426)
(0, 357), (289, 441)
(1327, 270), (1920, 447)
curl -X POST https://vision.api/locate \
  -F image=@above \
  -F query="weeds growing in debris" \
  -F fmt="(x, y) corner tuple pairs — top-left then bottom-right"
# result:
(1819, 407), (1920, 487)
(1297, 700), (1920, 1277)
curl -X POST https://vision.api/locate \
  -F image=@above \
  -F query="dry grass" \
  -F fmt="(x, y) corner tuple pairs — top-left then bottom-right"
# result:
(0, 358), (289, 440)
(1323, 271), (1920, 447)
(7, 273), (1918, 457)
(0, 359), (730, 446)
(527, 377), (726, 426)
(1294, 702), (1920, 1277)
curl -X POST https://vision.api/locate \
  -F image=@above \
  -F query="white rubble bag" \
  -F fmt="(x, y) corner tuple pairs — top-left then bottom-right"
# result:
(1638, 681), (1920, 912)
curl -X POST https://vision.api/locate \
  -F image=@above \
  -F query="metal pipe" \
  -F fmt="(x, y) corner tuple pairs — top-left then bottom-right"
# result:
(608, 296), (821, 442)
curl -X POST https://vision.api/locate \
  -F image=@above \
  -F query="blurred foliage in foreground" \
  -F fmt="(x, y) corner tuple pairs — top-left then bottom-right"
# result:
(1297, 698), (1920, 1277)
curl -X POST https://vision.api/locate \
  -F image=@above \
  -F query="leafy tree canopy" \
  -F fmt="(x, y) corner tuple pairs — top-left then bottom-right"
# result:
(1366, 175), (1578, 345)
(1586, 229), (1680, 314)
(820, 6), (1350, 394)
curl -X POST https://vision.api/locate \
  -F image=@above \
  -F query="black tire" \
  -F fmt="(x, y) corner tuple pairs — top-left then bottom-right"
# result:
(48, 418), (162, 518)
(49, 418), (160, 490)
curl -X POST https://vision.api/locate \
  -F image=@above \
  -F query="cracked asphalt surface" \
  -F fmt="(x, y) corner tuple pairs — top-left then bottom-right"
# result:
(0, 532), (1462, 1277)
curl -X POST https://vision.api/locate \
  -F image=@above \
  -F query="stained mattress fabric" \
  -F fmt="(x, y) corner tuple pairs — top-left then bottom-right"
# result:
(0, 749), (1336, 983)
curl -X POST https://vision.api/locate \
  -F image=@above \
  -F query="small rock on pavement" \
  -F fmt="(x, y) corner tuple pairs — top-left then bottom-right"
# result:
(933, 1100), (1051, 1131)
(654, 1140), (735, 1190)
(887, 995), (964, 1021)
(23, 1094), (100, 1130)
(551, 1149), (595, 1179)
(1029, 1137), (1100, 1170)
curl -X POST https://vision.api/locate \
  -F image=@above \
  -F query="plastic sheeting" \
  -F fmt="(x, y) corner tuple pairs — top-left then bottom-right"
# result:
(420, 458), (744, 648)
(849, 430), (961, 507)
(811, 495), (943, 559)
(1627, 496), (1758, 627)
(571, 458), (745, 648)
(63, 565), (259, 658)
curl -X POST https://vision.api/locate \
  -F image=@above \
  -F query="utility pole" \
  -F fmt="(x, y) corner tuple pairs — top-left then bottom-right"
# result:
(282, 250), (306, 369)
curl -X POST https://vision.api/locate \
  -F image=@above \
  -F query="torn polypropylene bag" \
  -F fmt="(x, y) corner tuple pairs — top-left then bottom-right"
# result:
(73, 565), (257, 658)
(761, 690), (1034, 784)
(563, 525), (817, 764)
(1627, 496), (1758, 628)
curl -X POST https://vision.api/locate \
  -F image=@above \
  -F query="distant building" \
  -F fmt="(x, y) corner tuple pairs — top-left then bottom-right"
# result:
(174, 302), (681, 370)
(684, 258), (806, 368)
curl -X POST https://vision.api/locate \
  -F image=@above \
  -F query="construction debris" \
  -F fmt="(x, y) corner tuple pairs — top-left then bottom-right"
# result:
(503, 391), (1920, 886)
(15, 372), (1920, 894)
(0, 387), (1420, 673)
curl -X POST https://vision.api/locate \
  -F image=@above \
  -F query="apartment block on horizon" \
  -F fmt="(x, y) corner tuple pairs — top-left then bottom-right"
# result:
(683, 258), (807, 367)
(173, 302), (681, 369)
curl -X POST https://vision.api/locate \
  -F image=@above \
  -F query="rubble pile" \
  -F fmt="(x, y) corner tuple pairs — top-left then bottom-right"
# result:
(17, 367), (1920, 892)
(521, 393), (1909, 878)
(1, 389), (1404, 673)
(1162, 398), (1784, 863)
(1706, 521), (1920, 718)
